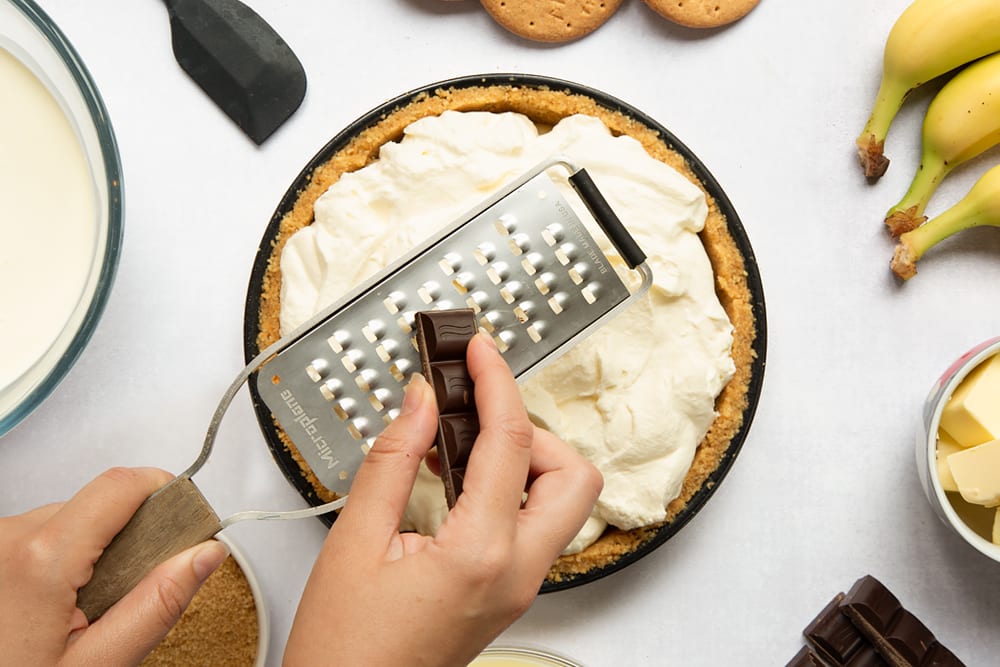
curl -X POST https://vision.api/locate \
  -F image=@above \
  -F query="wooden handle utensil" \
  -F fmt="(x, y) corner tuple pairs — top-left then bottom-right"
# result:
(76, 476), (222, 622)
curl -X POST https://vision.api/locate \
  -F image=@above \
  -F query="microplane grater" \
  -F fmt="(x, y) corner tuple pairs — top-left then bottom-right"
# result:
(255, 156), (653, 496)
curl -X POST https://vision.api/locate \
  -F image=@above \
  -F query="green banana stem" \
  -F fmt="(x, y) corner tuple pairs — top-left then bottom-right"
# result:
(884, 156), (949, 236)
(857, 76), (911, 179)
(891, 173), (1000, 280)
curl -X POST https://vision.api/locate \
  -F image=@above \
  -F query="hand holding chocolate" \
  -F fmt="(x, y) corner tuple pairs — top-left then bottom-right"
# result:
(285, 333), (603, 666)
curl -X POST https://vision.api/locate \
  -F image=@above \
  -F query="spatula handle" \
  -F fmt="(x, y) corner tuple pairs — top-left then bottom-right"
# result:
(76, 476), (222, 622)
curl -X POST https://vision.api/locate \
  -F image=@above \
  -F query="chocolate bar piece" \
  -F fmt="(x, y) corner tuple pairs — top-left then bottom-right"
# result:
(846, 647), (893, 667)
(802, 594), (888, 667)
(791, 577), (966, 667)
(787, 646), (827, 667)
(839, 575), (965, 667)
(415, 309), (479, 508)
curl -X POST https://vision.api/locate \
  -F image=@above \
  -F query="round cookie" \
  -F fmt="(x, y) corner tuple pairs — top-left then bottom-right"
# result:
(480, 0), (624, 43)
(643, 0), (760, 28)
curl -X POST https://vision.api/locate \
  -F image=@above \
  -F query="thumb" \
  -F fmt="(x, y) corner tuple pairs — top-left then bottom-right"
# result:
(333, 373), (438, 548)
(70, 540), (229, 664)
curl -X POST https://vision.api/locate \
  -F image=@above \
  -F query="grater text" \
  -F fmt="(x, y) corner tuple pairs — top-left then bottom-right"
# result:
(280, 388), (340, 469)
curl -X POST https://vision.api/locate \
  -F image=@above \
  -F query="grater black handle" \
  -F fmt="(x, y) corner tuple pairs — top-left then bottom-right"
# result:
(568, 168), (646, 270)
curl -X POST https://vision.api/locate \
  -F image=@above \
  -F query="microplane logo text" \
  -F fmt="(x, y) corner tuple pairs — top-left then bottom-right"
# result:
(280, 388), (340, 469)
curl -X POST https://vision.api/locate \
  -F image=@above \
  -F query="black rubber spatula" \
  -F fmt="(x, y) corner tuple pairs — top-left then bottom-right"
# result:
(163, 0), (307, 144)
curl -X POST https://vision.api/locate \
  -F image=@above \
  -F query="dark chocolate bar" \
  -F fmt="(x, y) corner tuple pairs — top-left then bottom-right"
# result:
(415, 309), (479, 508)
(790, 577), (965, 667)
(803, 594), (887, 667)
(839, 575), (965, 667)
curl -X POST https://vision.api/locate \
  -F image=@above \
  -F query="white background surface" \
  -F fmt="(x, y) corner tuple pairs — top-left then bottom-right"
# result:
(3, 1), (1000, 665)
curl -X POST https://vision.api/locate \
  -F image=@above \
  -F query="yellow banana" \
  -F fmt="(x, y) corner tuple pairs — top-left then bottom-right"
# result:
(885, 51), (1000, 236)
(891, 162), (1000, 279)
(856, 0), (1000, 179)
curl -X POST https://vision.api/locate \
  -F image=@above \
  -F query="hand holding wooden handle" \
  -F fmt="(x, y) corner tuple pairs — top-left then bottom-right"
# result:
(76, 476), (222, 622)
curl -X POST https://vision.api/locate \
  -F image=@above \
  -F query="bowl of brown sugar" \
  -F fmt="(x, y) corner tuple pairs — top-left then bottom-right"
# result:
(141, 535), (268, 667)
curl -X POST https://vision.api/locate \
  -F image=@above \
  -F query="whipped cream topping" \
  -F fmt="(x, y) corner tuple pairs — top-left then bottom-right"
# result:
(280, 111), (735, 553)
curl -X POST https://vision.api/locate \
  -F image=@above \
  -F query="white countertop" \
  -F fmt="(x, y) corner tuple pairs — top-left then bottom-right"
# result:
(3, 1), (1000, 664)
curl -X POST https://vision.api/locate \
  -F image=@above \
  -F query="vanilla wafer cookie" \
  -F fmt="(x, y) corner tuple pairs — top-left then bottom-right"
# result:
(643, 0), (760, 29)
(480, 0), (623, 43)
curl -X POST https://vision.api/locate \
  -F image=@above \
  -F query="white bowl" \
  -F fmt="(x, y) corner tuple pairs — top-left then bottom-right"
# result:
(0, 0), (123, 434)
(471, 645), (585, 667)
(217, 535), (270, 667)
(916, 336), (1000, 564)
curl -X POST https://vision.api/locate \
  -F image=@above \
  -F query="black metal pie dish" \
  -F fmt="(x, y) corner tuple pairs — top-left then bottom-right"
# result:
(242, 73), (767, 592)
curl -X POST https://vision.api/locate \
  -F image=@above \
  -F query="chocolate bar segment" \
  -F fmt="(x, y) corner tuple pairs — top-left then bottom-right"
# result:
(787, 646), (827, 667)
(804, 593), (854, 661)
(841, 575), (902, 637)
(417, 310), (478, 360)
(922, 643), (964, 666)
(839, 575), (965, 667)
(803, 594), (881, 666)
(846, 646), (893, 667)
(416, 309), (479, 508)
(883, 611), (936, 665)
(437, 412), (479, 502)
(428, 360), (474, 413)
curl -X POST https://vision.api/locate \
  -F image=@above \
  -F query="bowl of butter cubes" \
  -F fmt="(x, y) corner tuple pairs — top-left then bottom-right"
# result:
(918, 336), (1000, 563)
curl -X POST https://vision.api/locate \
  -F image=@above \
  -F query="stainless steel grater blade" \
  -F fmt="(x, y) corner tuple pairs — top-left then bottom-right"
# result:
(254, 156), (653, 496)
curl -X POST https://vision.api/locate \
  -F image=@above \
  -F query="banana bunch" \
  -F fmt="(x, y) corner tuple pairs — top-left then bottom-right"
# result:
(892, 164), (1000, 279)
(856, 0), (1000, 179)
(859, 0), (1000, 278)
(884, 52), (1000, 236)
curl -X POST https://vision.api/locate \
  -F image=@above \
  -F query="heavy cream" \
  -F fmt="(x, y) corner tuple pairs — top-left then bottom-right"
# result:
(0, 47), (96, 392)
(280, 111), (735, 553)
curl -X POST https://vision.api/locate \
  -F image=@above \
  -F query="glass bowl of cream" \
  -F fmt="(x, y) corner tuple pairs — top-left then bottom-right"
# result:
(0, 0), (123, 434)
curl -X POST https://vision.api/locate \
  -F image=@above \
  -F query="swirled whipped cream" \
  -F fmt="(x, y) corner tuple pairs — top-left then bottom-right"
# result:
(279, 111), (734, 554)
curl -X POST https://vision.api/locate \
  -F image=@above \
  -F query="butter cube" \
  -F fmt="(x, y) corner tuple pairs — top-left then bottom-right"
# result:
(935, 431), (962, 492)
(947, 438), (1000, 506)
(940, 353), (1000, 447)
(994, 508), (1000, 546)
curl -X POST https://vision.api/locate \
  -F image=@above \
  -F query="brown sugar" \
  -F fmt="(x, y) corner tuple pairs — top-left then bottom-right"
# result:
(141, 555), (259, 667)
